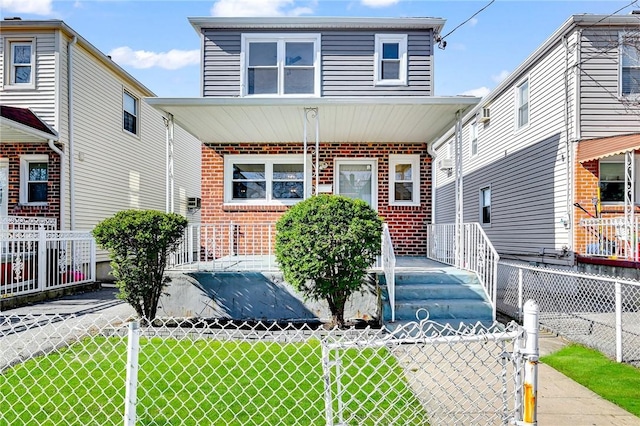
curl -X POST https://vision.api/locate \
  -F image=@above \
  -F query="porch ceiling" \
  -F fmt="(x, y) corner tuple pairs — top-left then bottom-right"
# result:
(578, 133), (640, 162)
(146, 96), (480, 144)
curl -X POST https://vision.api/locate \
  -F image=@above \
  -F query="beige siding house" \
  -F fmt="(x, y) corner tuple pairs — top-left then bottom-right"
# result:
(0, 19), (202, 279)
(431, 13), (640, 269)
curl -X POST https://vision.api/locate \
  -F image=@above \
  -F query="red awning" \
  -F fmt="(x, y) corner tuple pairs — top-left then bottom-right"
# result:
(577, 133), (640, 163)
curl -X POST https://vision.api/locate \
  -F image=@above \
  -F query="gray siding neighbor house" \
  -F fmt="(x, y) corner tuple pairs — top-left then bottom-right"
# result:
(430, 13), (640, 269)
(148, 17), (480, 257)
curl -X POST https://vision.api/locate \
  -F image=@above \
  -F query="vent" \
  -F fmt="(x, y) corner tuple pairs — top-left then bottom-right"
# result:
(438, 158), (453, 171)
(478, 107), (490, 123)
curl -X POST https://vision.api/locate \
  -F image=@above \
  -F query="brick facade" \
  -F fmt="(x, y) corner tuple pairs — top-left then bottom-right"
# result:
(1, 142), (61, 227)
(201, 142), (432, 256)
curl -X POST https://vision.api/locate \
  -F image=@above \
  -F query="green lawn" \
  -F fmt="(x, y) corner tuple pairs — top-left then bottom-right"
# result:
(0, 335), (428, 426)
(541, 344), (640, 417)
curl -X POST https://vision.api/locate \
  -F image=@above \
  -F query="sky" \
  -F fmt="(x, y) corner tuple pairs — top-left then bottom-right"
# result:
(1, 0), (639, 98)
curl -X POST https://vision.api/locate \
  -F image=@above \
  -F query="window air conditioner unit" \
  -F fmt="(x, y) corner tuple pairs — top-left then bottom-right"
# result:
(438, 158), (453, 170)
(478, 107), (491, 123)
(187, 197), (201, 210)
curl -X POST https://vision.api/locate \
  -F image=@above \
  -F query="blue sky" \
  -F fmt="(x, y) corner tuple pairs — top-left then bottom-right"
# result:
(1, 0), (638, 97)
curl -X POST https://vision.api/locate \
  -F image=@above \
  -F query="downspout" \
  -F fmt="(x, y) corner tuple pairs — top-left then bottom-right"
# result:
(68, 35), (77, 230)
(48, 139), (65, 230)
(164, 116), (170, 213)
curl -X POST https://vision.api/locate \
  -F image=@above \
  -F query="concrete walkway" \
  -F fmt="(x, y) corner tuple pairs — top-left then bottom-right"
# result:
(2, 287), (639, 425)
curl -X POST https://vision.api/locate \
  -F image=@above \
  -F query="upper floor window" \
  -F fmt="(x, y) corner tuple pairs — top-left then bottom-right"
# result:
(389, 154), (420, 206)
(123, 91), (138, 135)
(241, 34), (320, 97)
(20, 155), (48, 205)
(480, 186), (491, 225)
(374, 34), (407, 85)
(5, 39), (35, 88)
(470, 121), (478, 157)
(516, 79), (529, 129)
(621, 33), (640, 96)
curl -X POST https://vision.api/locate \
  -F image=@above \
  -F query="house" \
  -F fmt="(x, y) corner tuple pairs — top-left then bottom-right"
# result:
(0, 18), (202, 286)
(147, 16), (479, 258)
(430, 13), (640, 274)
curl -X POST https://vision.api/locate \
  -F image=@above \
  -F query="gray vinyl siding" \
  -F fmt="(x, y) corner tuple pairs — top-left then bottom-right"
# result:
(579, 28), (640, 138)
(0, 30), (57, 126)
(200, 29), (433, 97)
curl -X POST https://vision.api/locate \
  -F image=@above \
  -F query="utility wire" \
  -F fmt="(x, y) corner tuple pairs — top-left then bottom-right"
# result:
(439, 0), (495, 44)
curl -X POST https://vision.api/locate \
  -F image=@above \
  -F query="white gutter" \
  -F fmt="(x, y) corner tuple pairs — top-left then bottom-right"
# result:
(48, 139), (66, 231)
(68, 35), (77, 230)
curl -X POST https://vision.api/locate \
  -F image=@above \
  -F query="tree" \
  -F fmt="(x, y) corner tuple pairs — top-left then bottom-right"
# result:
(93, 210), (188, 321)
(275, 195), (382, 328)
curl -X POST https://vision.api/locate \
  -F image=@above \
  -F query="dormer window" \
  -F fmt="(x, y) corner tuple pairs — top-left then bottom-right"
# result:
(374, 34), (407, 85)
(241, 33), (320, 97)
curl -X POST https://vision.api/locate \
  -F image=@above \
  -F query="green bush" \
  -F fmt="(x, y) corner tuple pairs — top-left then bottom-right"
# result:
(275, 195), (383, 327)
(93, 210), (188, 321)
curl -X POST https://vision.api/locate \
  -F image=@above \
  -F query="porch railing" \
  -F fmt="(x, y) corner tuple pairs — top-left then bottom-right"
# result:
(381, 223), (396, 322)
(426, 223), (500, 320)
(1, 216), (57, 231)
(579, 217), (639, 262)
(1, 230), (96, 299)
(168, 223), (278, 272)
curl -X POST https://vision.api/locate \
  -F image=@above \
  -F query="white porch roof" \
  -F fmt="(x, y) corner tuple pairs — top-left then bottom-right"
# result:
(145, 96), (480, 144)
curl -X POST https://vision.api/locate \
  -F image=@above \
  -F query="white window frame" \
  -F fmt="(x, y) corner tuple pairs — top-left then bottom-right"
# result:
(224, 154), (311, 206)
(389, 154), (420, 206)
(516, 78), (529, 130)
(4, 38), (36, 89)
(123, 90), (139, 136)
(374, 34), (408, 86)
(20, 154), (49, 206)
(620, 32), (640, 98)
(334, 158), (378, 210)
(480, 186), (491, 226)
(470, 121), (478, 157)
(240, 33), (321, 97)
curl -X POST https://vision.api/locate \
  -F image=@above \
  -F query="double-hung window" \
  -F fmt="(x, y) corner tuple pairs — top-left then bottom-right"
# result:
(20, 155), (48, 205)
(470, 121), (478, 157)
(123, 90), (138, 135)
(516, 79), (529, 129)
(225, 155), (309, 205)
(389, 155), (420, 206)
(599, 157), (625, 203)
(620, 33), (640, 96)
(480, 186), (491, 225)
(6, 39), (35, 88)
(242, 34), (320, 96)
(374, 34), (407, 85)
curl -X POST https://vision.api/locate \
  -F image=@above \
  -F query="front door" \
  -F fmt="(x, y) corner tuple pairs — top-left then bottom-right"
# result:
(0, 159), (8, 221)
(334, 159), (377, 209)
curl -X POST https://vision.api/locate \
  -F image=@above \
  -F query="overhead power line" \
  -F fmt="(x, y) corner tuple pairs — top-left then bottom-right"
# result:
(436, 0), (495, 49)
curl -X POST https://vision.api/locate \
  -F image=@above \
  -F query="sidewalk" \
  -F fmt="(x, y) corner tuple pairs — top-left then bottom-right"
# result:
(537, 330), (640, 425)
(2, 287), (639, 425)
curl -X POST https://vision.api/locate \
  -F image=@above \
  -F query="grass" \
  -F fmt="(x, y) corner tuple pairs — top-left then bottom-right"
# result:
(541, 344), (640, 417)
(0, 335), (428, 426)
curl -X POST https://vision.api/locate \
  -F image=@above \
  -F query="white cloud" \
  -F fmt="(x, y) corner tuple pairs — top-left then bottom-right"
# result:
(468, 17), (478, 27)
(0, 0), (52, 15)
(361, 0), (399, 7)
(492, 70), (510, 83)
(460, 87), (490, 98)
(211, 0), (313, 17)
(108, 46), (200, 70)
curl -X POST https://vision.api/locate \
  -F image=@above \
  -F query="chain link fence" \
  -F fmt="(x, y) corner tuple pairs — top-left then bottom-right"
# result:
(1, 313), (537, 425)
(499, 262), (640, 366)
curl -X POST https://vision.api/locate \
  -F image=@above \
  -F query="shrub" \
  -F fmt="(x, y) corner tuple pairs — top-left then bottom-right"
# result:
(93, 210), (188, 321)
(275, 195), (382, 327)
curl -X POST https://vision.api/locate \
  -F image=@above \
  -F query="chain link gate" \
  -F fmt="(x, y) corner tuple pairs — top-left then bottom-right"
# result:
(1, 308), (539, 426)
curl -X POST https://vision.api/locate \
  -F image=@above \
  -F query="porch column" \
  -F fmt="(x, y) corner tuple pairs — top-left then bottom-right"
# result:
(624, 150), (635, 260)
(454, 110), (464, 268)
(304, 107), (319, 196)
(165, 114), (175, 213)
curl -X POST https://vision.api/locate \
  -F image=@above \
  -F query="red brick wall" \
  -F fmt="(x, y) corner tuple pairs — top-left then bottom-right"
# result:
(1, 142), (61, 226)
(201, 142), (432, 256)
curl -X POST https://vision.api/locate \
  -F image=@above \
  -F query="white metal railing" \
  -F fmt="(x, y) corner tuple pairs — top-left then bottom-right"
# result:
(0, 216), (57, 231)
(426, 223), (500, 320)
(1, 230), (96, 299)
(579, 217), (639, 262)
(381, 223), (396, 322)
(168, 222), (278, 272)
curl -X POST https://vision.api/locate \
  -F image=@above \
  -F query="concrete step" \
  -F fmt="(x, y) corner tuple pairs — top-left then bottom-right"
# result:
(379, 270), (478, 286)
(381, 283), (487, 301)
(383, 298), (493, 322)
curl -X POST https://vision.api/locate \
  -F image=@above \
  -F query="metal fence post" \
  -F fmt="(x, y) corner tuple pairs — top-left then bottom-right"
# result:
(124, 321), (140, 426)
(615, 282), (623, 363)
(518, 268), (524, 322)
(521, 300), (539, 426)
